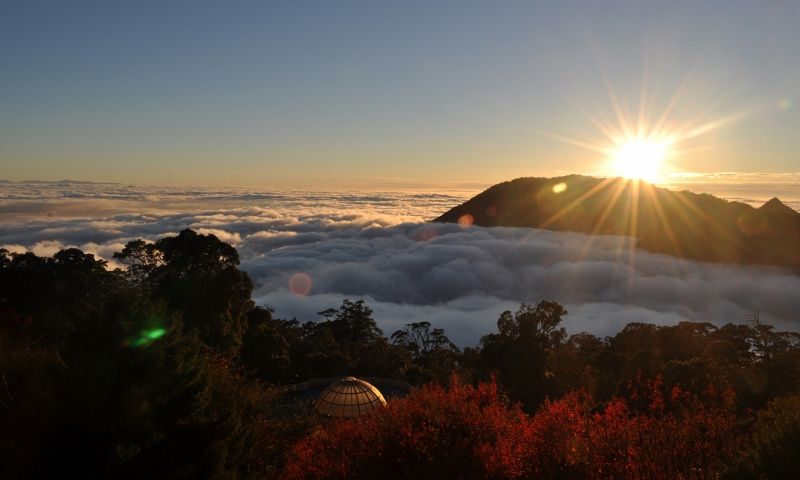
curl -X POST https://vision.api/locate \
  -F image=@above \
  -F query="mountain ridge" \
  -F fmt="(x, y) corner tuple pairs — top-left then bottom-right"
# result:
(759, 197), (796, 213)
(434, 175), (800, 269)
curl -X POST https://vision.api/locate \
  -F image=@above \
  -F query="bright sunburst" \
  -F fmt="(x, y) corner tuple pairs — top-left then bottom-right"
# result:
(610, 137), (672, 182)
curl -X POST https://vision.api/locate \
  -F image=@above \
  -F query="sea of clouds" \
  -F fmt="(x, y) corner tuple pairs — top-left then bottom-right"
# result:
(2, 180), (799, 346)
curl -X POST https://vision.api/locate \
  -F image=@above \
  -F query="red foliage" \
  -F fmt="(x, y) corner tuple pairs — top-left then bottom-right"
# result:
(282, 376), (748, 480)
(283, 379), (524, 479)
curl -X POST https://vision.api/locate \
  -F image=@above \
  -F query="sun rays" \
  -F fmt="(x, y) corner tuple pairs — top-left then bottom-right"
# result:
(530, 70), (760, 289)
(546, 176), (691, 293)
(609, 137), (672, 182)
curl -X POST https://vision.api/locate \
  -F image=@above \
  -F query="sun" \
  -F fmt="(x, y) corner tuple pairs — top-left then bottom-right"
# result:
(610, 137), (671, 182)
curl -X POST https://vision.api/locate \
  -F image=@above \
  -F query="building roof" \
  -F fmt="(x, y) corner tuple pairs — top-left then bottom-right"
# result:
(314, 376), (388, 418)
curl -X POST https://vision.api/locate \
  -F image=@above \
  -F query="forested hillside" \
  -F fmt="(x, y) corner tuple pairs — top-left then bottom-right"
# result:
(435, 176), (800, 269)
(2, 229), (799, 478)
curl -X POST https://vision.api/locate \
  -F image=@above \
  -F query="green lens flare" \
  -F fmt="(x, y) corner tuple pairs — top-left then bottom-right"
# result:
(128, 327), (167, 347)
(146, 328), (166, 340)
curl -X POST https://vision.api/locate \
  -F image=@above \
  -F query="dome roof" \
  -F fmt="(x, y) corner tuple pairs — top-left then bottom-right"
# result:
(315, 376), (387, 418)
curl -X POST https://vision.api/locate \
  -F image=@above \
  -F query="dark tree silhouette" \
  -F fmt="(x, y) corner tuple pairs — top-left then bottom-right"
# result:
(392, 321), (460, 384)
(479, 300), (567, 410)
(113, 239), (162, 286)
(116, 229), (254, 356)
(4, 235), (800, 478)
(391, 321), (458, 361)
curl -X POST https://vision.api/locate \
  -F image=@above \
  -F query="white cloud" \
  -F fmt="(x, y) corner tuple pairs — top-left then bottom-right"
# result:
(2, 181), (799, 346)
(0, 244), (27, 254)
(246, 222), (800, 344)
(31, 240), (68, 257)
(193, 228), (243, 246)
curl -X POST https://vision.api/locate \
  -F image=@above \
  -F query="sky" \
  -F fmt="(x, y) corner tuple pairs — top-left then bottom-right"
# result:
(1, 0), (799, 188)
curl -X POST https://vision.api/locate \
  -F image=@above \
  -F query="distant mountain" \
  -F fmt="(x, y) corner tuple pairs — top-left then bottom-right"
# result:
(434, 175), (800, 269)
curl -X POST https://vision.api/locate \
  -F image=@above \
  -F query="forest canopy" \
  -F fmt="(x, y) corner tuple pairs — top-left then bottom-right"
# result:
(2, 229), (799, 479)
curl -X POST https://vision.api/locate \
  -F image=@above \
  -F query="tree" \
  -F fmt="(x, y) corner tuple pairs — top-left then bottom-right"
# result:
(113, 239), (163, 287)
(391, 321), (457, 361)
(240, 306), (299, 383)
(549, 332), (608, 399)
(0, 247), (123, 347)
(0, 309), (65, 479)
(0, 242), (302, 479)
(479, 301), (567, 410)
(285, 299), (406, 379)
(738, 395), (800, 478)
(391, 321), (460, 384)
(116, 230), (254, 356)
(317, 299), (384, 346)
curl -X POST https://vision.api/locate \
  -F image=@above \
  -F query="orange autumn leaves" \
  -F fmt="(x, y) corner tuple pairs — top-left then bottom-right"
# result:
(284, 376), (745, 480)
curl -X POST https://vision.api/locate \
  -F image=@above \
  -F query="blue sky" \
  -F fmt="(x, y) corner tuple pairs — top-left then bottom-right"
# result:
(1, 1), (798, 187)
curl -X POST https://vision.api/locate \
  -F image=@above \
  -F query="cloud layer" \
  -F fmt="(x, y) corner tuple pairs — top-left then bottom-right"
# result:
(2, 181), (799, 345)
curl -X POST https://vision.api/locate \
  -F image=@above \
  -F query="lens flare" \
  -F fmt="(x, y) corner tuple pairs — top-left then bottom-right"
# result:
(610, 137), (672, 182)
(416, 226), (438, 241)
(126, 327), (167, 348)
(289, 272), (313, 296)
(777, 98), (793, 111)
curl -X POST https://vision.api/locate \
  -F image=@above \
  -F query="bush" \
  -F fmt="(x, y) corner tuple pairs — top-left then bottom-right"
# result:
(284, 379), (525, 479)
(284, 377), (748, 480)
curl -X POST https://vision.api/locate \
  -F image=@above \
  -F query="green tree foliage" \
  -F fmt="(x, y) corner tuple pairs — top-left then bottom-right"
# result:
(115, 230), (254, 356)
(316, 299), (385, 345)
(298, 299), (405, 379)
(105, 327), (296, 480)
(0, 247), (124, 347)
(391, 321), (460, 384)
(240, 306), (295, 383)
(241, 299), (411, 384)
(478, 300), (568, 410)
(0, 309), (65, 479)
(113, 239), (162, 287)
(4, 236), (800, 478)
(737, 395), (800, 479)
(0, 236), (293, 479)
(391, 321), (457, 360)
(542, 319), (800, 411)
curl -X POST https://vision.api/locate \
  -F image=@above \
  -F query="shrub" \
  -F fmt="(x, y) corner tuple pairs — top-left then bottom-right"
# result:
(284, 377), (748, 480)
(283, 379), (525, 479)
